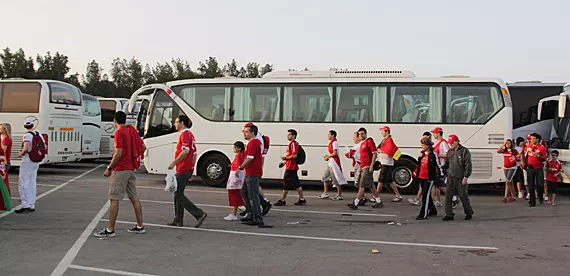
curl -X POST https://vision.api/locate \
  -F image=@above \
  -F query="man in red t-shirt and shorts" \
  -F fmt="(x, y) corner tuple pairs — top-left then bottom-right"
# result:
(274, 129), (306, 206)
(166, 115), (208, 228)
(347, 127), (381, 209)
(95, 111), (146, 238)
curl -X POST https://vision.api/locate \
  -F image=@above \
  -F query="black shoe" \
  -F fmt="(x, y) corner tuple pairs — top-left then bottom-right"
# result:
(166, 220), (183, 227)
(239, 210), (247, 216)
(243, 220), (260, 226)
(29, 209), (35, 212)
(195, 213), (207, 228)
(442, 216), (454, 221)
(539, 199), (544, 204)
(428, 210), (438, 217)
(274, 200), (286, 206)
(294, 199), (307, 206)
(14, 208), (30, 214)
(258, 223), (274, 228)
(240, 215), (253, 222)
(262, 202), (272, 216)
(529, 203), (536, 207)
(371, 202), (384, 208)
(465, 214), (473, 220)
(416, 216), (427, 220)
(347, 203), (358, 210)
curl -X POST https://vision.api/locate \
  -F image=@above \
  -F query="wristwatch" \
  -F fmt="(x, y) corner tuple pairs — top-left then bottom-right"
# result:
(107, 165), (113, 170)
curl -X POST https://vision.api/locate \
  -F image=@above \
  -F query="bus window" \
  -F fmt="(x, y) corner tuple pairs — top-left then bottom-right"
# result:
(336, 86), (387, 123)
(446, 86), (503, 124)
(233, 86), (280, 122)
(82, 94), (101, 117)
(283, 86), (332, 122)
(49, 82), (81, 106)
(173, 86), (231, 121)
(539, 100), (557, 120)
(145, 90), (183, 138)
(99, 100), (117, 122)
(137, 100), (150, 137)
(390, 86), (442, 123)
(0, 82), (41, 113)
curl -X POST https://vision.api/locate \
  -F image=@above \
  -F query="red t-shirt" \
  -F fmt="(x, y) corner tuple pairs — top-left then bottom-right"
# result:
(502, 149), (519, 169)
(546, 160), (562, 182)
(175, 129), (197, 174)
(231, 152), (245, 171)
(285, 141), (299, 171)
(419, 152), (429, 180)
(114, 127), (135, 171)
(1, 136), (12, 163)
(244, 138), (263, 176)
(526, 144), (547, 169)
(359, 137), (376, 168)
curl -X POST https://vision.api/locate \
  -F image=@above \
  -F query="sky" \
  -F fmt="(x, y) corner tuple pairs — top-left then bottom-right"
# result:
(3, 0), (570, 82)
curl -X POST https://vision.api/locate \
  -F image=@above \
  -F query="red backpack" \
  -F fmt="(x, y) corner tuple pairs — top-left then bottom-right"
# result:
(26, 131), (46, 163)
(261, 135), (270, 155)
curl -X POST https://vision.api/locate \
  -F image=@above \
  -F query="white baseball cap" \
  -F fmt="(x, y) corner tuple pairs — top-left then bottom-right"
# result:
(24, 118), (34, 126)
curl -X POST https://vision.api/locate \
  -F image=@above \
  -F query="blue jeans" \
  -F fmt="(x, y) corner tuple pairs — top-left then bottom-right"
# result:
(241, 176), (263, 223)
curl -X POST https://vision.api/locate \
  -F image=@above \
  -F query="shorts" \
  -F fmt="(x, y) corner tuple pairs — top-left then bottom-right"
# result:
(514, 167), (525, 184)
(283, 170), (301, 190)
(546, 181), (559, 194)
(357, 167), (374, 189)
(434, 175), (446, 187)
(504, 167), (517, 182)
(353, 163), (362, 187)
(378, 165), (393, 184)
(322, 167), (343, 187)
(109, 170), (137, 200)
(228, 189), (244, 206)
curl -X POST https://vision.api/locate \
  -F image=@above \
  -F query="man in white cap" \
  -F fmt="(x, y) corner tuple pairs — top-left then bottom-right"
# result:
(15, 118), (45, 213)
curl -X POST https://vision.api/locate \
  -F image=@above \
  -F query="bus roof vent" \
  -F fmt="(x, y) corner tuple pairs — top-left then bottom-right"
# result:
(263, 70), (415, 78)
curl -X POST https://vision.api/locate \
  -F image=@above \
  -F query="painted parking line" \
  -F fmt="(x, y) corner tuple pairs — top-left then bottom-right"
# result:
(136, 199), (397, 217)
(105, 219), (499, 251)
(68, 264), (159, 276)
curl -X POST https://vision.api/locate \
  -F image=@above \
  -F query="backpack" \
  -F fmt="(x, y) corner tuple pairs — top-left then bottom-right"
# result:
(26, 131), (46, 163)
(261, 135), (270, 155)
(296, 144), (306, 165)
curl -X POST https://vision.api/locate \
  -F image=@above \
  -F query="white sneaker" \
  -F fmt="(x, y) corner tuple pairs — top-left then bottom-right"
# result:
(408, 198), (420, 206)
(434, 201), (444, 207)
(223, 214), (238, 221)
(369, 197), (377, 203)
(525, 193), (530, 200)
(318, 193), (330, 199)
(518, 192), (523, 199)
(544, 195), (549, 201)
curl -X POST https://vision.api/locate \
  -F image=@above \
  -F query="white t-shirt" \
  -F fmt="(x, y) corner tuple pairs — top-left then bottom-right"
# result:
(353, 141), (362, 162)
(22, 131), (45, 163)
(434, 139), (450, 166)
(515, 146), (522, 165)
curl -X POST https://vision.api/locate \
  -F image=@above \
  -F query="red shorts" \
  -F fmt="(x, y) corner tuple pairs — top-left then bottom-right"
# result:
(228, 189), (244, 207)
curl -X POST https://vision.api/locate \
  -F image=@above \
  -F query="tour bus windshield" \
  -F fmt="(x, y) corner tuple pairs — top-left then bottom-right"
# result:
(82, 94), (101, 117)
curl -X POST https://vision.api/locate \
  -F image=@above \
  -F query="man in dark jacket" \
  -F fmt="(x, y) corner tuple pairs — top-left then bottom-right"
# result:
(442, 134), (474, 221)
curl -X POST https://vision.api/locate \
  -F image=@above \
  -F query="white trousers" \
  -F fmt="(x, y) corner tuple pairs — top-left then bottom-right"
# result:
(19, 161), (39, 209)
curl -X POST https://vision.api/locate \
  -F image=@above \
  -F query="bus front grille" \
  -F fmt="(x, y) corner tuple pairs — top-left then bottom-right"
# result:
(471, 152), (493, 179)
(100, 137), (112, 155)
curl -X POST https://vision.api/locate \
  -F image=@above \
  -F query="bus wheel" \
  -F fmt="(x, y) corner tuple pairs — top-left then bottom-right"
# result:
(392, 158), (418, 194)
(199, 153), (229, 187)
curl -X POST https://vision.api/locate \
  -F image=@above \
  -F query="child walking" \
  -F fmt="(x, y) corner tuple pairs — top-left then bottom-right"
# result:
(545, 150), (562, 206)
(224, 141), (246, 221)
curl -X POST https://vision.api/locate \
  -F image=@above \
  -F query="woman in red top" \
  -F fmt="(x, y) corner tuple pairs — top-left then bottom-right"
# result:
(497, 139), (518, 202)
(0, 123), (12, 170)
(224, 141), (246, 221)
(413, 137), (440, 220)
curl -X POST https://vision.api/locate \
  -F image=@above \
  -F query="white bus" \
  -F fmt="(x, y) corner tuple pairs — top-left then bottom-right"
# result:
(508, 82), (564, 140)
(125, 94), (152, 137)
(81, 93), (102, 159)
(128, 70), (512, 190)
(547, 83), (570, 184)
(97, 97), (128, 158)
(0, 79), (83, 166)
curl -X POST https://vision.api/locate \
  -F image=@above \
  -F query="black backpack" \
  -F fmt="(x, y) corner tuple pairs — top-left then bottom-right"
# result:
(296, 144), (306, 165)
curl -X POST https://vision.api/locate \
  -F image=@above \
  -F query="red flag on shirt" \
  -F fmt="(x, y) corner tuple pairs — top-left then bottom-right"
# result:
(379, 136), (401, 160)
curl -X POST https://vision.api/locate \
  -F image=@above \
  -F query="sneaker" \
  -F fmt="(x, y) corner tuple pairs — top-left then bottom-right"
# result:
(368, 197), (377, 203)
(508, 197), (516, 202)
(94, 228), (115, 238)
(518, 192), (524, 199)
(262, 202), (272, 216)
(239, 210), (247, 216)
(552, 203), (557, 206)
(416, 216), (427, 220)
(195, 213), (208, 228)
(452, 199), (459, 209)
(392, 197), (403, 202)
(294, 199), (307, 205)
(434, 201), (444, 207)
(240, 214), (253, 222)
(501, 197), (508, 203)
(167, 220), (183, 227)
(127, 225), (146, 234)
(274, 200), (286, 206)
(525, 194), (530, 200)
(544, 195), (549, 201)
(347, 203), (358, 210)
(465, 214), (473, 220)
(224, 214), (239, 221)
(332, 195), (344, 201)
(14, 208), (31, 214)
(237, 206), (246, 212)
(371, 202), (384, 208)
(318, 193), (330, 199)
(442, 216), (454, 221)
(408, 198), (420, 205)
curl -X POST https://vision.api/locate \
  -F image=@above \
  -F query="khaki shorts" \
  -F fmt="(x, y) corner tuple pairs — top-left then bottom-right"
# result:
(109, 170), (137, 200)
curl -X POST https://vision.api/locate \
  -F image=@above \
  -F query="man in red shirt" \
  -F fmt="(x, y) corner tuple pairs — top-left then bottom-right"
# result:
(521, 132), (547, 207)
(347, 127), (381, 209)
(274, 129), (306, 206)
(237, 124), (272, 228)
(95, 111), (147, 238)
(166, 115), (208, 228)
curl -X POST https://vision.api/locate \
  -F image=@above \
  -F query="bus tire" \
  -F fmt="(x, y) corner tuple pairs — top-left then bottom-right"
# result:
(392, 158), (418, 194)
(198, 153), (229, 188)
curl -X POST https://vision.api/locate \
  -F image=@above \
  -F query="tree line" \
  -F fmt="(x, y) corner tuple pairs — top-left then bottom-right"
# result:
(0, 47), (304, 98)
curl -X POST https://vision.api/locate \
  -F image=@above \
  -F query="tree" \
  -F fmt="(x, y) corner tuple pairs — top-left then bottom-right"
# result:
(238, 67), (247, 78)
(142, 64), (156, 85)
(197, 57), (222, 78)
(259, 63), (273, 77)
(223, 59), (240, 77)
(36, 51), (70, 80)
(84, 60), (103, 94)
(65, 73), (83, 91)
(126, 57), (143, 93)
(152, 62), (175, 83)
(172, 58), (196, 80)
(0, 48), (35, 79)
(245, 62), (260, 78)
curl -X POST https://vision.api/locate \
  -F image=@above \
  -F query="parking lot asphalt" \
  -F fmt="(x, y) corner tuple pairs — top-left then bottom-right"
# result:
(1, 161), (569, 276)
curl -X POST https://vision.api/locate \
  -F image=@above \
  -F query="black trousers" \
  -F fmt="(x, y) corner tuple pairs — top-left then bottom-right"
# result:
(526, 167), (544, 206)
(418, 179), (436, 218)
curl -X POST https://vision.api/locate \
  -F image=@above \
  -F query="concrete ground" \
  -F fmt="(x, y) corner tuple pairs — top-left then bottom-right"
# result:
(1, 161), (569, 276)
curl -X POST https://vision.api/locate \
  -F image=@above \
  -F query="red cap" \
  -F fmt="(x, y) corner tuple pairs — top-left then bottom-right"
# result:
(526, 134), (532, 140)
(431, 127), (443, 133)
(379, 126), (391, 133)
(447, 134), (460, 144)
(242, 122), (254, 132)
